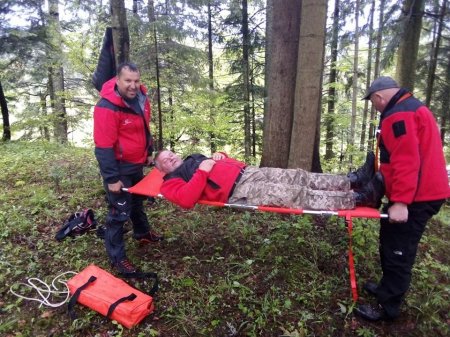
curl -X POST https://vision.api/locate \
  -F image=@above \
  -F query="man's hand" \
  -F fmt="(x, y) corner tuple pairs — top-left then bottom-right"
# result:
(108, 180), (124, 193)
(212, 152), (226, 161)
(199, 159), (216, 173)
(388, 202), (408, 223)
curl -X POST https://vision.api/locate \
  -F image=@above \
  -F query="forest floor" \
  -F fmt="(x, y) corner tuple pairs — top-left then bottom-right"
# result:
(0, 141), (449, 337)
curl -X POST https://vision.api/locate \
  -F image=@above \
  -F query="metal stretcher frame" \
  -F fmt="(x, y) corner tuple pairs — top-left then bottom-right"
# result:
(124, 168), (388, 302)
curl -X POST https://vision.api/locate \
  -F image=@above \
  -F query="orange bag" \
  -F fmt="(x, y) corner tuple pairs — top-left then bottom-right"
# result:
(67, 265), (157, 328)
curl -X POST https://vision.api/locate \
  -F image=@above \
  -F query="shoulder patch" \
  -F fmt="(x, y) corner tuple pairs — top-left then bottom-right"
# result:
(97, 98), (135, 114)
(392, 120), (406, 138)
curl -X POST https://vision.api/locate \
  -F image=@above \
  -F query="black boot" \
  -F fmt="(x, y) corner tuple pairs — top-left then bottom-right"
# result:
(354, 304), (392, 321)
(354, 172), (385, 208)
(348, 151), (376, 189)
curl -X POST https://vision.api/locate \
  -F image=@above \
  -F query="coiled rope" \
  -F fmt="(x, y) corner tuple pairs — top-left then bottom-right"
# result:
(9, 271), (77, 308)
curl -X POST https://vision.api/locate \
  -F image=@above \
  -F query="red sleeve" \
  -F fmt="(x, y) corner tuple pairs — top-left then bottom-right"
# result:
(383, 112), (420, 203)
(160, 170), (209, 209)
(93, 106), (119, 147)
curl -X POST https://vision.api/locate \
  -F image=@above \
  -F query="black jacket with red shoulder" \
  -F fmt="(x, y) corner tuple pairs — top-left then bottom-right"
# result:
(94, 77), (152, 183)
(160, 153), (246, 209)
(377, 88), (449, 204)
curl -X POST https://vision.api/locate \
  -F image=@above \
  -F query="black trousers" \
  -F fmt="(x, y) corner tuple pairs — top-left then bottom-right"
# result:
(377, 199), (445, 318)
(103, 170), (150, 263)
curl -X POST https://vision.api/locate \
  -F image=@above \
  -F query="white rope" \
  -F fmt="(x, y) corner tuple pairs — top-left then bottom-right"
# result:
(9, 271), (77, 308)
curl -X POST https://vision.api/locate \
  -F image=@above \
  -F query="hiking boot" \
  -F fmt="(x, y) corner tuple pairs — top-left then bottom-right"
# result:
(348, 151), (376, 190)
(135, 230), (164, 244)
(354, 303), (393, 322)
(354, 172), (385, 208)
(113, 259), (137, 275)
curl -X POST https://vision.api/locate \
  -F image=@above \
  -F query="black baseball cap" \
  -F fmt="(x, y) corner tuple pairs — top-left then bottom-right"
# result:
(363, 76), (399, 100)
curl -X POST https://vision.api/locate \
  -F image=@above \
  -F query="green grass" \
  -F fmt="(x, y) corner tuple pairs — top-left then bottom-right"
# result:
(0, 141), (448, 336)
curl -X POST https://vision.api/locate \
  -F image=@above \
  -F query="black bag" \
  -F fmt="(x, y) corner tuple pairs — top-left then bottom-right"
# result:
(55, 209), (97, 241)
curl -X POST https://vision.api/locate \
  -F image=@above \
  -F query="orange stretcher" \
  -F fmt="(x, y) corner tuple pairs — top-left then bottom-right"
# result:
(124, 168), (387, 302)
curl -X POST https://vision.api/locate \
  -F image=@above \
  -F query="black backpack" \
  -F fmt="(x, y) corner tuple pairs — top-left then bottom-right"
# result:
(55, 209), (97, 241)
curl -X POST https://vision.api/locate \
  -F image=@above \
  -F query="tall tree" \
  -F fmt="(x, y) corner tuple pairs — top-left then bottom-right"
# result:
(263, 0), (273, 118)
(39, 91), (50, 141)
(425, 0), (447, 106)
(395, 0), (425, 90)
(324, 0), (340, 161)
(288, 0), (327, 171)
(367, 0), (385, 150)
(440, 50), (450, 145)
(0, 81), (10, 141)
(110, 0), (130, 66)
(349, 0), (360, 164)
(47, 0), (68, 143)
(261, 0), (301, 168)
(360, 0), (375, 152)
(147, 0), (163, 150)
(241, 0), (251, 160)
(207, 1), (216, 154)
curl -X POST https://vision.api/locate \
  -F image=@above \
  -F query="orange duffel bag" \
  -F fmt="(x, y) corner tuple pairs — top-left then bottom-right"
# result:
(67, 264), (158, 328)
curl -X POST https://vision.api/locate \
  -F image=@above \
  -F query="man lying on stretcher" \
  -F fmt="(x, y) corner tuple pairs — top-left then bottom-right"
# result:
(154, 150), (384, 211)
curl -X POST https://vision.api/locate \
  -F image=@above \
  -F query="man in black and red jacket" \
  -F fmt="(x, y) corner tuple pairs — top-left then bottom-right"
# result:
(94, 62), (163, 275)
(354, 76), (450, 321)
(154, 150), (385, 211)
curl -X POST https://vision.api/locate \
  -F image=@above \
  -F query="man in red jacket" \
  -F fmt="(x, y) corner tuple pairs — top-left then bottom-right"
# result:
(354, 76), (450, 321)
(94, 62), (163, 275)
(154, 150), (384, 211)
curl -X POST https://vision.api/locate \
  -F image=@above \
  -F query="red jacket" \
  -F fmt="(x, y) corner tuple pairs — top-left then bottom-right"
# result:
(160, 154), (246, 209)
(94, 77), (152, 183)
(378, 89), (449, 204)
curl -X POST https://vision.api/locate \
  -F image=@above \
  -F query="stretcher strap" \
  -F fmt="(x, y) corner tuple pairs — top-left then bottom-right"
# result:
(345, 214), (358, 302)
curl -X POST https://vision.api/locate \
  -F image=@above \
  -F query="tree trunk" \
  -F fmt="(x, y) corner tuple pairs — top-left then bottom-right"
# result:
(168, 89), (175, 150)
(39, 91), (50, 141)
(147, 0), (163, 150)
(208, 2), (216, 154)
(440, 52), (450, 146)
(348, 0), (360, 166)
(288, 0), (327, 171)
(263, 0), (273, 117)
(110, 0), (130, 66)
(0, 81), (11, 141)
(251, 70), (256, 157)
(425, 0), (446, 106)
(395, 0), (424, 90)
(47, 0), (68, 143)
(368, 0), (385, 150)
(261, 0), (301, 168)
(242, 0), (252, 160)
(324, 0), (340, 161)
(360, 0), (375, 152)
